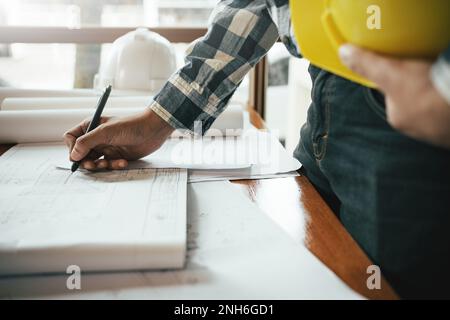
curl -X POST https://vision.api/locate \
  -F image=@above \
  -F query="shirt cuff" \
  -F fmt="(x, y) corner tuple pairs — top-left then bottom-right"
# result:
(431, 55), (450, 105)
(149, 100), (190, 132)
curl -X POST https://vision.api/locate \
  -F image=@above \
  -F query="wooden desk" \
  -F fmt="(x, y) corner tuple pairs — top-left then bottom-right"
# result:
(0, 111), (398, 300)
(237, 110), (397, 300)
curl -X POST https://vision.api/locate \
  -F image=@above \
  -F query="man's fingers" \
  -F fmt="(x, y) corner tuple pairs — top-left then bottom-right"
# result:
(80, 159), (108, 171)
(80, 158), (127, 171)
(108, 159), (128, 170)
(95, 159), (109, 170)
(70, 125), (109, 162)
(64, 117), (111, 153)
(83, 149), (104, 161)
(64, 133), (76, 151)
(63, 119), (92, 152)
(81, 160), (96, 171)
(64, 126), (83, 151)
(338, 44), (400, 91)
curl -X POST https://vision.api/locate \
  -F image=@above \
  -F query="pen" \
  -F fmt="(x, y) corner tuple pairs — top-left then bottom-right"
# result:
(71, 85), (112, 173)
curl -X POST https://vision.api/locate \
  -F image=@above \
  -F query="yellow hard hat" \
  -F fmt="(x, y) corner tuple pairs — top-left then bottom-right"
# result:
(290, 0), (450, 87)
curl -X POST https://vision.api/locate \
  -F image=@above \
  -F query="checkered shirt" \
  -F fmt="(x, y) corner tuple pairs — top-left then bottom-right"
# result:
(149, 0), (450, 132)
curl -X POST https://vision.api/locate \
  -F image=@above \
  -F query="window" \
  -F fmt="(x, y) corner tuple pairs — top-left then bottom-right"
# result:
(0, 0), (216, 28)
(0, 0), (217, 89)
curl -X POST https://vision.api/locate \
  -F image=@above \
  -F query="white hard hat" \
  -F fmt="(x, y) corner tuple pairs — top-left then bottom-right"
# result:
(94, 28), (177, 93)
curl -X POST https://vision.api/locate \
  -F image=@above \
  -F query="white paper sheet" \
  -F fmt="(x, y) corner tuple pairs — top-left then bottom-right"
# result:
(0, 143), (188, 275)
(0, 181), (363, 299)
(188, 131), (301, 182)
(0, 105), (246, 143)
(189, 171), (300, 183)
(129, 136), (252, 170)
(55, 136), (252, 171)
(55, 130), (300, 178)
(55, 130), (300, 180)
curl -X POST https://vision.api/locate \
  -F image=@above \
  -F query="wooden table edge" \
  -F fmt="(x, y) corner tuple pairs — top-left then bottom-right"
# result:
(238, 109), (398, 300)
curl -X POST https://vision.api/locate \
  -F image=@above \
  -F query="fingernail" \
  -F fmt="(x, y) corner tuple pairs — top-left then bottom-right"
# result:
(338, 44), (354, 66)
(84, 162), (94, 170)
(71, 149), (81, 161)
(119, 160), (127, 168)
(98, 161), (108, 169)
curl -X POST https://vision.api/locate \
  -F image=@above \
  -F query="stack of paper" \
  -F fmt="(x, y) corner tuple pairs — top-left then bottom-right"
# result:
(188, 131), (301, 182)
(0, 144), (188, 275)
(56, 130), (301, 182)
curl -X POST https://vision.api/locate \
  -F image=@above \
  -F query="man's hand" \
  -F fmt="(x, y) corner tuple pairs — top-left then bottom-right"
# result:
(339, 44), (450, 149)
(64, 109), (174, 170)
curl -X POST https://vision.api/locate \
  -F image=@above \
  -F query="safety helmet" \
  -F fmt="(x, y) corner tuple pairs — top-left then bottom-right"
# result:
(290, 0), (450, 87)
(94, 28), (177, 93)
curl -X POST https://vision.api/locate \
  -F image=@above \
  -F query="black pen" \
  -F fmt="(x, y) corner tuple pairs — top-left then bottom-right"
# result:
(71, 85), (112, 173)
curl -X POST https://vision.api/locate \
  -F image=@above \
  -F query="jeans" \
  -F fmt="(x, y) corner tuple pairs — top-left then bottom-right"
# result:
(294, 65), (450, 299)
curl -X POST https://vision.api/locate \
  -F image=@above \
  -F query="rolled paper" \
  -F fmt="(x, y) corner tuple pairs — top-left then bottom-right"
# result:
(0, 105), (245, 143)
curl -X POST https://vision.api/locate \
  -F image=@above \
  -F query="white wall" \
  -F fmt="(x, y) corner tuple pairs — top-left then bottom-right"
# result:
(286, 57), (312, 153)
(265, 55), (311, 154)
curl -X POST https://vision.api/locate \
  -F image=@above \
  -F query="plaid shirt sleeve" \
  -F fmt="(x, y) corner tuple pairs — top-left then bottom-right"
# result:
(149, 0), (280, 133)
